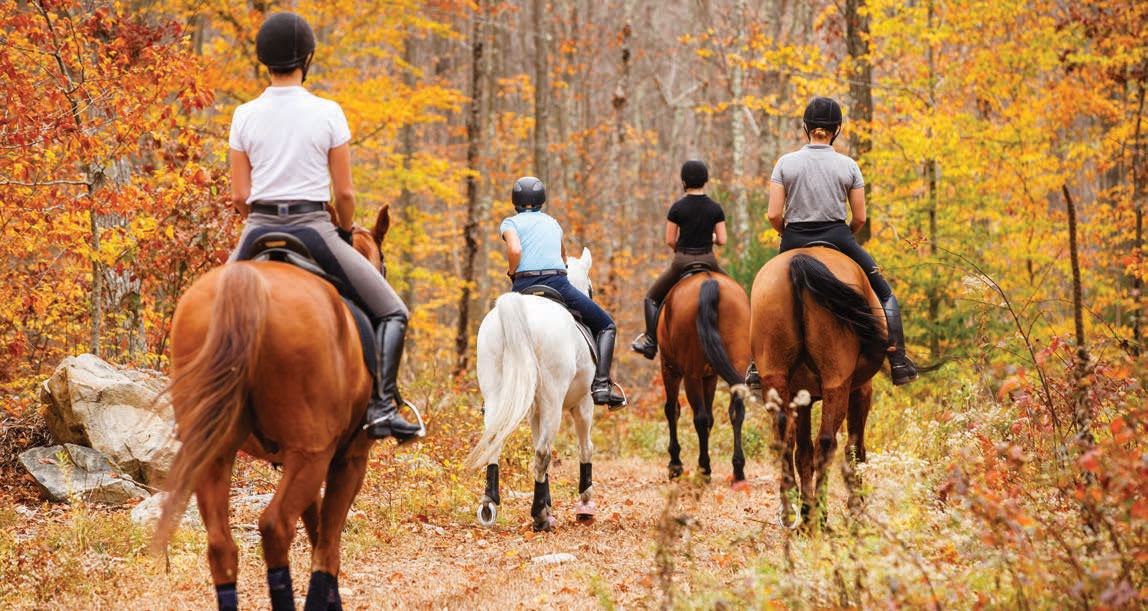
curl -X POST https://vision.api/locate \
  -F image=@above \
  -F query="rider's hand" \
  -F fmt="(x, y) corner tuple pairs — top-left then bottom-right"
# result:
(337, 227), (354, 246)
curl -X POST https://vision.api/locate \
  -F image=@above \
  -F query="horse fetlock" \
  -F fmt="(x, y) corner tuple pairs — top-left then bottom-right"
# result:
(483, 464), (500, 506)
(578, 462), (592, 495)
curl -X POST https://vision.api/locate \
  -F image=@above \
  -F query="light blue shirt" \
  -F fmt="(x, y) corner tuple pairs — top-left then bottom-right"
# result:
(500, 211), (566, 273)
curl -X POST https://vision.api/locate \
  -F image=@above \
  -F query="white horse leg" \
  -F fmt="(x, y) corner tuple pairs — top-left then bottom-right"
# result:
(571, 396), (597, 523)
(529, 393), (560, 532)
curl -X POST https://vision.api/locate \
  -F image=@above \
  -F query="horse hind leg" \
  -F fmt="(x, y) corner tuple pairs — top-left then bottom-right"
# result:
(685, 376), (713, 481)
(728, 393), (747, 487)
(303, 445), (371, 611)
(662, 366), (684, 480)
(812, 382), (851, 532)
(844, 382), (873, 514)
(762, 374), (800, 529)
(258, 449), (332, 611)
(529, 394), (560, 532)
(572, 396), (597, 524)
(197, 452), (240, 611)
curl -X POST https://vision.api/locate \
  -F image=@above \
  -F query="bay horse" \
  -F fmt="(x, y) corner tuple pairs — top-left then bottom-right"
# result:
(152, 206), (397, 610)
(750, 247), (885, 530)
(657, 270), (752, 485)
(465, 248), (600, 532)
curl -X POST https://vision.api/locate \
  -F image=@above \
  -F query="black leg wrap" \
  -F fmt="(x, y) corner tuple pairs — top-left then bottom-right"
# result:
(302, 571), (338, 611)
(268, 566), (294, 611)
(215, 582), (238, 611)
(531, 476), (550, 518)
(484, 463), (500, 505)
(579, 462), (592, 494)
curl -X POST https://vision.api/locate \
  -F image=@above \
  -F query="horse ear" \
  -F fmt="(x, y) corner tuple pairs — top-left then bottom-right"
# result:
(373, 204), (391, 244)
(581, 247), (591, 269)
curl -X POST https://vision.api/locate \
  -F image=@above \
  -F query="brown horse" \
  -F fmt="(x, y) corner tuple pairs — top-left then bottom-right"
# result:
(750, 247), (886, 530)
(658, 271), (752, 485)
(151, 206), (395, 610)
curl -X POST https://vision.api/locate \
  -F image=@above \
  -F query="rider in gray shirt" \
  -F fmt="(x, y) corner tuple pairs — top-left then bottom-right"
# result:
(748, 97), (918, 387)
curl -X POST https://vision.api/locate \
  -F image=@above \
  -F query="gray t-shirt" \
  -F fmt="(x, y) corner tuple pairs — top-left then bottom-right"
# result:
(770, 144), (864, 225)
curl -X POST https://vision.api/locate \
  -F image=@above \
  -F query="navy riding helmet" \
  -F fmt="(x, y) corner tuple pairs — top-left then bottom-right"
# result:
(256, 12), (316, 80)
(803, 96), (843, 144)
(512, 176), (546, 212)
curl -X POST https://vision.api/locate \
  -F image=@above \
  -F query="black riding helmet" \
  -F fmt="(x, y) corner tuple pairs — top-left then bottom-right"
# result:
(680, 160), (708, 190)
(803, 96), (843, 144)
(256, 12), (316, 81)
(512, 176), (546, 212)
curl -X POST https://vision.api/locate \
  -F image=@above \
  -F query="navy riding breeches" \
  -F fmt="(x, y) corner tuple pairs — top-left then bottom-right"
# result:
(780, 221), (893, 302)
(511, 274), (614, 335)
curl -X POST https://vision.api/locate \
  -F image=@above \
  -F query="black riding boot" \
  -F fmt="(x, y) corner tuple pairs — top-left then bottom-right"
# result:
(883, 296), (918, 385)
(364, 316), (424, 441)
(631, 298), (659, 360)
(591, 327), (627, 409)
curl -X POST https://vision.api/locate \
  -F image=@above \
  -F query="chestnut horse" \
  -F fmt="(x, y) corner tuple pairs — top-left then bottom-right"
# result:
(658, 271), (752, 485)
(750, 247), (885, 530)
(152, 206), (395, 610)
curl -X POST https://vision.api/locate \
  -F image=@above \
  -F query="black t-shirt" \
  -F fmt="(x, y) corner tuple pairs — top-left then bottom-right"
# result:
(667, 194), (725, 249)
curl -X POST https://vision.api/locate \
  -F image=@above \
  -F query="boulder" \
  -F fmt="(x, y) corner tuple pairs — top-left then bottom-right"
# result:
(19, 444), (150, 504)
(131, 491), (202, 531)
(41, 354), (177, 485)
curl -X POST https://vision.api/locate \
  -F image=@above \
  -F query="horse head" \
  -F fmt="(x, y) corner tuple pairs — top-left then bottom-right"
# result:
(351, 204), (391, 276)
(565, 246), (593, 298)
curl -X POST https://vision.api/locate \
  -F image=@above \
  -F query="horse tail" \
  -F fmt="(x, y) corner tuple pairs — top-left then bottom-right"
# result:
(696, 277), (744, 386)
(465, 293), (539, 469)
(151, 264), (268, 555)
(788, 254), (886, 357)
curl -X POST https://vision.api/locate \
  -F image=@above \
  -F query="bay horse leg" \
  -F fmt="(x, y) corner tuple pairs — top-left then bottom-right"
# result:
(529, 392), (560, 532)
(259, 449), (333, 611)
(196, 451), (239, 611)
(662, 365), (684, 480)
(812, 382), (851, 531)
(796, 403), (815, 527)
(684, 376), (712, 480)
(303, 446), (370, 611)
(762, 373), (799, 528)
(844, 382), (873, 513)
(728, 393), (747, 486)
(301, 496), (321, 548)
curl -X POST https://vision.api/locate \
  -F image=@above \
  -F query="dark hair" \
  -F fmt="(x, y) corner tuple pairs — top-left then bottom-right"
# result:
(680, 160), (708, 190)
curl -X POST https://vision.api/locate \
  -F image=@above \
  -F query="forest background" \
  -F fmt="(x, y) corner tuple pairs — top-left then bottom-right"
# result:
(1, 0), (1147, 607)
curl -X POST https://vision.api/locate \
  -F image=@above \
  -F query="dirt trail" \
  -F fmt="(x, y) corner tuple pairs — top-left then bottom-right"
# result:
(124, 456), (783, 610)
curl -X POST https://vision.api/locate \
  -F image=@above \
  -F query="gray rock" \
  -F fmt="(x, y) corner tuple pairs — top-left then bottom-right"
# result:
(41, 354), (177, 485)
(19, 444), (150, 504)
(130, 491), (202, 531)
(532, 553), (577, 565)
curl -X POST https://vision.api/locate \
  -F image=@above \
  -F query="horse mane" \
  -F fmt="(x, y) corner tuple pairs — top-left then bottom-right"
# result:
(787, 254), (887, 358)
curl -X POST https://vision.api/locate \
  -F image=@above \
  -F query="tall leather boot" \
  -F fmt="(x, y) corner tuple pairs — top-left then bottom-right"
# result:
(631, 298), (659, 360)
(364, 316), (424, 441)
(591, 327), (627, 409)
(882, 295), (918, 385)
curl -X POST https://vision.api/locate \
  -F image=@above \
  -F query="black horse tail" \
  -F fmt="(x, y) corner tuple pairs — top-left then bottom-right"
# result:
(696, 277), (744, 386)
(788, 254), (887, 358)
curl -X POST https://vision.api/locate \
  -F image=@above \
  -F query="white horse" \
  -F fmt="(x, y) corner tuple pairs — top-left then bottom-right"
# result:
(465, 248), (599, 531)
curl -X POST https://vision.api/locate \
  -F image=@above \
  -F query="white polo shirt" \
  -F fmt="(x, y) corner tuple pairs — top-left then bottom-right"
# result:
(228, 86), (352, 203)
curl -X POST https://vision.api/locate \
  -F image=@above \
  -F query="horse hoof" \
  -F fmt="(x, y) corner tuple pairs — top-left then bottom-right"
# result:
(533, 515), (556, 532)
(574, 500), (597, 523)
(777, 502), (802, 530)
(477, 497), (498, 527)
(668, 465), (684, 480)
(730, 479), (749, 492)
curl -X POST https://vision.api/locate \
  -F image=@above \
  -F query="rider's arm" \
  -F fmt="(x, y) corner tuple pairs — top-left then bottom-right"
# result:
(665, 221), (679, 250)
(767, 181), (786, 234)
(329, 143), (355, 232)
(229, 150), (252, 219)
(847, 187), (867, 234)
(713, 221), (728, 246)
(503, 229), (522, 276)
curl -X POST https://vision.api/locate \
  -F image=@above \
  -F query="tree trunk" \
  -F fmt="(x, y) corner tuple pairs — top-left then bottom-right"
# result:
(532, 0), (550, 185)
(1063, 185), (1093, 447)
(398, 33), (418, 307)
(845, 0), (874, 244)
(88, 206), (102, 356)
(729, 0), (749, 249)
(1131, 84), (1145, 356)
(926, 0), (940, 358)
(454, 4), (487, 376)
